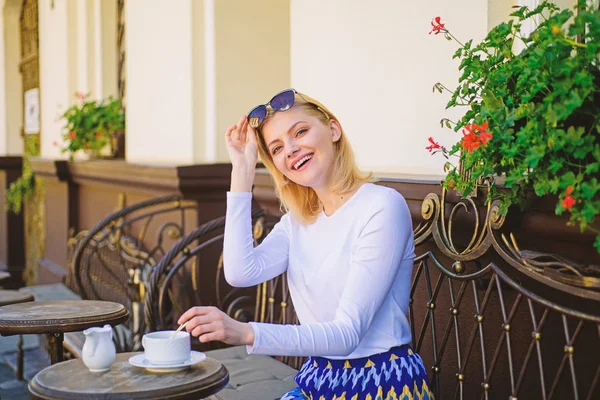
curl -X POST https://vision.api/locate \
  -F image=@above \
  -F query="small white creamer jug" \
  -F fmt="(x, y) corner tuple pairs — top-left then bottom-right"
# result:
(82, 324), (116, 372)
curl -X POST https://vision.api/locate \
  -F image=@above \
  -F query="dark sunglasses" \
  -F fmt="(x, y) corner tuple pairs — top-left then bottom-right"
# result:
(247, 88), (317, 129)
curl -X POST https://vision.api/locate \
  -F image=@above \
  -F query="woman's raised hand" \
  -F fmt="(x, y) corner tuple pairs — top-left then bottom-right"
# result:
(225, 115), (258, 170)
(225, 115), (259, 192)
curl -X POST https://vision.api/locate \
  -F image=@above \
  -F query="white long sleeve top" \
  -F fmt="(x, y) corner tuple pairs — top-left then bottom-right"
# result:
(223, 183), (415, 360)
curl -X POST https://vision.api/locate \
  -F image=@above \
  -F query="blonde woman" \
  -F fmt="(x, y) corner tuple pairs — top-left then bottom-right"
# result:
(178, 89), (433, 399)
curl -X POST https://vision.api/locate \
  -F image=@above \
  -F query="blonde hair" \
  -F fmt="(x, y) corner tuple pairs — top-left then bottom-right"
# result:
(255, 92), (372, 224)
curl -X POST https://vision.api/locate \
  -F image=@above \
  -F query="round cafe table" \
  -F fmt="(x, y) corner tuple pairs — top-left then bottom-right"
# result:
(0, 289), (34, 306)
(0, 289), (35, 380)
(28, 352), (229, 400)
(0, 300), (128, 364)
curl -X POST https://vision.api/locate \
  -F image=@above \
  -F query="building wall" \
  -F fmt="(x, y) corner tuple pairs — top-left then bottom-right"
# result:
(290, 0), (488, 176)
(123, 0), (290, 165)
(6, 0), (581, 169)
(100, 0), (118, 99)
(213, 0), (290, 163)
(38, 0), (72, 158)
(125, 0), (196, 164)
(191, 0), (206, 164)
(1, 0), (23, 156)
(36, 0), (116, 160)
(0, 0), (7, 155)
(489, 0), (516, 29)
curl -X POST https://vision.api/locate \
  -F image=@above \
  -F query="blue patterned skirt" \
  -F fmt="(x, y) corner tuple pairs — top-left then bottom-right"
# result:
(280, 345), (433, 400)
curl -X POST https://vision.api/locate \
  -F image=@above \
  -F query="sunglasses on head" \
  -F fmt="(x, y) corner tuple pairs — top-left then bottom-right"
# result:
(247, 88), (322, 129)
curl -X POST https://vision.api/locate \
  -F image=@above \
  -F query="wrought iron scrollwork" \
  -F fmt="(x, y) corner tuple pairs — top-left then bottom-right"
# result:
(410, 187), (600, 399)
(68, 195), (197, 352)
(145, 209), (266, 334)
(144, 185), (599, 397)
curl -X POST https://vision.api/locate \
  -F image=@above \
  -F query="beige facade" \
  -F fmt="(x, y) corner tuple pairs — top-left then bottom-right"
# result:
(2, 0), (23, 156)
(0, 0), (578, 173)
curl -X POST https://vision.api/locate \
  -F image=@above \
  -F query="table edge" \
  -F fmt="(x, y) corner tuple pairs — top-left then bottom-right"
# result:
(0, 308), (129, 335)
(0, 294), (35, 307)
(28, 361), (229, 400)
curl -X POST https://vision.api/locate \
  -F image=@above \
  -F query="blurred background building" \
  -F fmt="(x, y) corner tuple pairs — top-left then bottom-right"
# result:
(0, 0), (580, 285)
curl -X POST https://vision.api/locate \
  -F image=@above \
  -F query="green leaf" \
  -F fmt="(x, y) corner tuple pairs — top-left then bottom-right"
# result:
(565, 126), (585, 142)
(586, 162), (600, 175)
(581, 179), (599, 200)
(573, 145), (591, 159)
(560, 171), (577, 188)
(453, 47), (463, 60)
(525, 145), (546, 168)
(582, 202), (599, 224)
(548, 177), (560, 193)
(534, 179), (550, 196)
(481, 89), (505, 110)
(549, 159), (564, 174)
(594, 145), (600, 162)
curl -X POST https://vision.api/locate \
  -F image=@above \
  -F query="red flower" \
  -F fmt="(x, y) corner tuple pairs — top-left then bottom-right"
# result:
(479, 131), (493, 144)
(562, 186), (575, 210)
(52, 141), (58, 147)
(562, 195), (575, 210)
(460, 122), (493, 152)
(472, 121), (488, 132)
(68, 131), (76, 140)
(96, 132), (102, 139)
(429, 16), (445, 35)
(84, 143), (91, 149)
(461, 131), (481, 152)
(473, 122), (493, 144)
(426, 137), (441, 152)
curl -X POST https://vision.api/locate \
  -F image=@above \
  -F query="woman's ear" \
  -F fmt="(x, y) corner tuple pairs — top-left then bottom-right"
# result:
(330, 120), (342, 143)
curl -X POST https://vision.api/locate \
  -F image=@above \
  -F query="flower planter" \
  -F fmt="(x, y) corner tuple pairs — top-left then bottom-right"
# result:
(428, 2), (600, 254)
(59, 93), (125, 161)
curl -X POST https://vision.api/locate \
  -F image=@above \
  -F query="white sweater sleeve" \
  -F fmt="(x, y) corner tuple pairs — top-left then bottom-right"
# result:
(222, 191), (290, 288)
(246, 191), (413, 357)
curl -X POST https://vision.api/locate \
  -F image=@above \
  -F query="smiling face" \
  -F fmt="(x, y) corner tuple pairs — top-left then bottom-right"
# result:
(260, 105), (342, 190)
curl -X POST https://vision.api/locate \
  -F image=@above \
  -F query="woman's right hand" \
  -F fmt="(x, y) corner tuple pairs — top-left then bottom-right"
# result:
(225, 115), (259, 192)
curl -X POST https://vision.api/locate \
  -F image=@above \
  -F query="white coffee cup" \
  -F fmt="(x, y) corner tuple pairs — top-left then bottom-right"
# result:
(142, 331), (191, 365)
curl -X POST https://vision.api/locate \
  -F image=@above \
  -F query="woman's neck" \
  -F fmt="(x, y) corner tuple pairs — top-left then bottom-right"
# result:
(313, 183), (363, 217)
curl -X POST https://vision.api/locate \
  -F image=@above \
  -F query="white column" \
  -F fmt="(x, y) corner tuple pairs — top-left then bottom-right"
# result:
(76, 0), (88, 95)
(125, 0), (290, 165)
(100, 0), (117, 98)
(2, 0), (23, 156)
(212, 0), (290, 163)
(125, 0), (195, 164)
(0, 0), (7, 155)
(203, 0), (216, 163)
(39, 0), (70, 158)
(93, 0), (102, 98)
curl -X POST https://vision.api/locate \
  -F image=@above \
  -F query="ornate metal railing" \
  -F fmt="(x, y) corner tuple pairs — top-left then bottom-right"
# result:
(144, 209), (267, 343)
(144, 185), (599, 399)
(410, 188), (600, 399)
(68, 195), (197, 351)
(145, 208), (305, 368)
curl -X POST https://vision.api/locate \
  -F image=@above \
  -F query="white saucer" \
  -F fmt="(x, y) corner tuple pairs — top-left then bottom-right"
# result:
(128, 351), (207, 373)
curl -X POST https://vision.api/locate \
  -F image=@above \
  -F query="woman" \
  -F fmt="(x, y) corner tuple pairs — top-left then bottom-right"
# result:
(178, 89), (433, 399)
